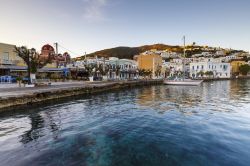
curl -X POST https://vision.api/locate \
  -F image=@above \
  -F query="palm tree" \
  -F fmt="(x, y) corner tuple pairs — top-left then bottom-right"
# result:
(197, 71), (205, 78)
(115, 65), (121, 80)
(155, 65), (162, 78)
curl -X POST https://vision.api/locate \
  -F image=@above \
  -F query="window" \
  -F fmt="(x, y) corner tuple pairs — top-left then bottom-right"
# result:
(3, 52), (9, 60)
(202, 65), (204, 69)
(192, 66), (194, 70)
(197, 66), (199, 69)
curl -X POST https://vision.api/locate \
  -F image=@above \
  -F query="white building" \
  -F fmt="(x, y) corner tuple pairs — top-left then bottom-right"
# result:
(74, 57), (138, 80)
(215, 50), (226, 56)
(161, 52), (181, 59)
(190, 61), (231, 78)
(162, 61), (190, 77)
(224, 54), (237, 62)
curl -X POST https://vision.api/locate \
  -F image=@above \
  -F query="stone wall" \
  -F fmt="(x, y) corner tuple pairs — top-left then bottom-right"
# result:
(0, 80), (163, 111)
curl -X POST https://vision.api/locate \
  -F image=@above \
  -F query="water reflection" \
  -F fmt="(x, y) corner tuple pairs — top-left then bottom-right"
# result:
(0, 80), (250, 166)
(229, 80), (250, 101)
(20, 109), (61, 144)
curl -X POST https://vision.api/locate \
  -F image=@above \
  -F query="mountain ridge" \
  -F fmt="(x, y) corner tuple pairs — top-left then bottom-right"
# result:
(76, 44), (243, 60)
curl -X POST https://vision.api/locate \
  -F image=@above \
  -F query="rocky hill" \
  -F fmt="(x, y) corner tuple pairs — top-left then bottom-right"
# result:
(76, 44), (243, 60)
(77, 44), (184, 60)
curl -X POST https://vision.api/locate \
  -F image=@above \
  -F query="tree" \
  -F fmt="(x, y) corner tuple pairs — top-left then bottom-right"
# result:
(15, 46), (52, 83)
(205, 71), (214, 78)
(239, 64), (250, 75)
(145, 69), (152, 77)
(115, 65), (121, 79)
(197, 71), (205, 77)
(84, 64), (95, 77)
(155, 65), (162, 78)
(138, 69), (145, 77)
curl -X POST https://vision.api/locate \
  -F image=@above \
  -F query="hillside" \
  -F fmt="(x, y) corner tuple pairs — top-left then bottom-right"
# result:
(76, 44), (242, 60)
(77, 44), (184, 60)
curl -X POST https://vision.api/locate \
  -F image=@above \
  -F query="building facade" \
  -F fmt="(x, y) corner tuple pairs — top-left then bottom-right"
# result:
(230, 60), (247, 75)
(137, 53), (162, 78)
(0, 43), (26, 75)
(190, 61), (231, 78)
(74, 57), (139, 80)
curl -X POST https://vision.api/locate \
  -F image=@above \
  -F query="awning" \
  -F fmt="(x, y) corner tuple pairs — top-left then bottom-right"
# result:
(0, 65), (28, 72)
(38, 68), (64, 73)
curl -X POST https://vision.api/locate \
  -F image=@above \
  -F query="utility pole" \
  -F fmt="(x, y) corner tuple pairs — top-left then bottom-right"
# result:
(153, 57), (155, 79)
(54, 42), (58, 55)
(84, 52), (87, 65)
(183, 36), (186, 80)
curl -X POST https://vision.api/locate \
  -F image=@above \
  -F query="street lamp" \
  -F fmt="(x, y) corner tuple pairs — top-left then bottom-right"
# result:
(28, 48), (36, 84)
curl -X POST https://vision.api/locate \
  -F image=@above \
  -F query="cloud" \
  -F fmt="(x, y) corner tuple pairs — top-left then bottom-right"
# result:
(81, 0), (110, 22)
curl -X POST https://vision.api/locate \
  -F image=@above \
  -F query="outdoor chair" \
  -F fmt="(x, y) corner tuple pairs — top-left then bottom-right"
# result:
(0, 76), (6, 83)
(7, 76), (12, 83)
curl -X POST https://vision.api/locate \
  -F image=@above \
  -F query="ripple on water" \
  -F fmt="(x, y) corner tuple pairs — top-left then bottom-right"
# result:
(0, 80), (250, 166)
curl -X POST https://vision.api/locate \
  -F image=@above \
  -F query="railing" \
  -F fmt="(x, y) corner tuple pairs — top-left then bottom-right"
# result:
(34, 79), (51, 86)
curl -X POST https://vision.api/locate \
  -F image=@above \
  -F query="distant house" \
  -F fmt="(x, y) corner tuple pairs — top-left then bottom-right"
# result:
(215, 50), (226, 56)
(160, 52), (181, 59)
(224, 54), (237, 62)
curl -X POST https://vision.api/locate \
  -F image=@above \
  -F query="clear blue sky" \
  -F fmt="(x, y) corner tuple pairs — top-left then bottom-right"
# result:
(0, 0), (250, 57)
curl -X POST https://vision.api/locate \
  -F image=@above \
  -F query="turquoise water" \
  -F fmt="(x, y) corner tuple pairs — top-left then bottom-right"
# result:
(0, 80), (250, 166)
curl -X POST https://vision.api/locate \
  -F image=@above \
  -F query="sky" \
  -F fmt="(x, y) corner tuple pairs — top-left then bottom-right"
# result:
(0, 0), (250, 57)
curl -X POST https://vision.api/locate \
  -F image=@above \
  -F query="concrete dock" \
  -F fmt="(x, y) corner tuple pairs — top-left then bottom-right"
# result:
(0, 80), (163, 110)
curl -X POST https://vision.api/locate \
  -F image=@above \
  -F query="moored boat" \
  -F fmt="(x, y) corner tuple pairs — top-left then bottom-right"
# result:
(164, 36), (203, 86)
(164, 79), (203, 86)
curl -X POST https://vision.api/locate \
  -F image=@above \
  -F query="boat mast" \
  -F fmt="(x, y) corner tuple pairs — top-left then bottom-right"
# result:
(183, 36), (186, 80)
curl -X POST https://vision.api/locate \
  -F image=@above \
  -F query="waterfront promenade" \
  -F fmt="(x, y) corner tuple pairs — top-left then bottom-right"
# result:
(0, 80), (163, 110)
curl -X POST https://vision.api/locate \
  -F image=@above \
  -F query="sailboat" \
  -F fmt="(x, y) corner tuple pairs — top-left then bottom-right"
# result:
(164, 36), (203, 86)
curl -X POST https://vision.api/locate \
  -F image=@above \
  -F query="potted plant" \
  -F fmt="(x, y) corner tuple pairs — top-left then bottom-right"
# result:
(16, 76), (22, 87)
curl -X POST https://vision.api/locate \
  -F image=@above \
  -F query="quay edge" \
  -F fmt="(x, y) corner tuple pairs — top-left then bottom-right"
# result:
(0, 80), (163, 111)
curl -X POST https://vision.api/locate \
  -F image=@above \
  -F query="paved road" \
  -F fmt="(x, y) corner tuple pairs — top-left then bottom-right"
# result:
(0, 81), (118, 98)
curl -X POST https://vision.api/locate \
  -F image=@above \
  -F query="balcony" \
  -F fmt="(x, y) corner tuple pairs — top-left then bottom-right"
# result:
(0, 59), (14, 65)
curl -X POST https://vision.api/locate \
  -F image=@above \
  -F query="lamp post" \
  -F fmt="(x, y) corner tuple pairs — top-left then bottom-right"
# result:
(29, 48), (36, 84)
